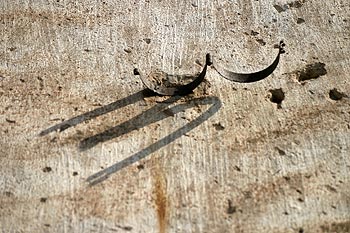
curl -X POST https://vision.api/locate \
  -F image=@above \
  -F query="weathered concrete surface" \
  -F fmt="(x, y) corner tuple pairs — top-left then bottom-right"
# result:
(1, 0), (350, 232)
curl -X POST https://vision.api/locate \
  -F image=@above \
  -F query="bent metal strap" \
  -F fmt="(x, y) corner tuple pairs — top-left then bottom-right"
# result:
(212, 41), (285, 83)
(135, 54), (212, 96)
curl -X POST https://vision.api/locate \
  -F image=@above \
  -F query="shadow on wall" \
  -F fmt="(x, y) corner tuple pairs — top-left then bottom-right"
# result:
(40, 90), (222, 186)
(39, 90), (149, 136)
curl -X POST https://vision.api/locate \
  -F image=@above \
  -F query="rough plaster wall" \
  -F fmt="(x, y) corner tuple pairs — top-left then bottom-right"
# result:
(0, 0), (350, 232)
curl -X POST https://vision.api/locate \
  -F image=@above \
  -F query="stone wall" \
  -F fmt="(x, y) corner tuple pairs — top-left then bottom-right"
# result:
(1, 0), (349, 232)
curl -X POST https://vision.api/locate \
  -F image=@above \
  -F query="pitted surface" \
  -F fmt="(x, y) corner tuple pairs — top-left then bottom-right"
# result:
(1, 0), (350, 232)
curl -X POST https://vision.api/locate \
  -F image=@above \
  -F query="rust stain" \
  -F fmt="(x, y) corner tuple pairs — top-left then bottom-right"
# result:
(1, 8), (114, 28)
(153, 167), (168, 233)
(320, 220), (350, 233)
(225, 102), (350, 153)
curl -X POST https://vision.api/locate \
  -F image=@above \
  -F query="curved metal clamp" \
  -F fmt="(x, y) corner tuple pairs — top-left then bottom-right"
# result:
(135, 41), (285, 95)
(134, 54), (212, 96)
(212, 40), (286, 83)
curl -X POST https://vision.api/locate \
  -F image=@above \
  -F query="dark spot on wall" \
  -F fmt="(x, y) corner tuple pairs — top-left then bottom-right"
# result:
(325, 185), (337, 193)
(37, 76), (44, 90)
(256, 38), (266, 45)
(4, 191), (14, 197)
(133, 68), (140, 75)
(320, 221), (350, 233)
(143, 38), (151, 44)
(329, 88), (346, 100)
(297, 18), (305, 24)
(269, 88), (285, 108)
(298, 228), (304, 233)
(290, 1), (305, 8)
(123, 226), (132, 231)
(273, 5), (285, 13)
(6, 118), (16, 124)
(275, 147), (286, 155)
(227, 199), (236, 214)
(251, 30), (259, 36)
(137, 164), (144, 170)
(43, 167), (52, 172)
(73, 171), (78, 176)
(40, 197), (47, 203)
(124, 48), (132, 53)
(115, 224), (133, 231)
(234, 165), (241, 172)
(297, 62), (327, 82)
(213, 122), (225, 130)
(274, 1), (307, 13)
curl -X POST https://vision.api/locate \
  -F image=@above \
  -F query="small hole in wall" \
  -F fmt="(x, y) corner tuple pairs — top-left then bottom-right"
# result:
(42, 167), (52, 173)
(143, 38), (151, 44)
(137, 164), (144, 170)
(297, 62), (327, 82)
(133, 68), (140, 75)
(269, 88), (285, 108)
(329, 88), (346, 101)
(297, 18), (305, 24)
(275, 147), (286, 155)
(227, 199), (237, 214)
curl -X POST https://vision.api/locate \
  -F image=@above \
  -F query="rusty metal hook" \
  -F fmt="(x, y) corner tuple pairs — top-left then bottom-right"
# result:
(135, 41), (285, 95)
(134, 54), (212, 96)
(212, 41), (285, 83)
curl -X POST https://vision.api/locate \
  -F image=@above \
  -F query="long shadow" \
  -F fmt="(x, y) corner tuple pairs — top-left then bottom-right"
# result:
(39, 90), (148, 136)
(87, 96), (221, 186)
(39, 89), (221, 186)
(79, 94), (183, 150)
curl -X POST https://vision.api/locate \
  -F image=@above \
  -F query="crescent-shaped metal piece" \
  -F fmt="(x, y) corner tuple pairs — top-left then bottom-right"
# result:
(135, 54), (212, 96)
(213, 41), (285, 83)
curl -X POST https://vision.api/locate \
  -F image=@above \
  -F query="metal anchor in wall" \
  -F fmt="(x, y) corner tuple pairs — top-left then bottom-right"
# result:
(134, 41), (286, 96)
